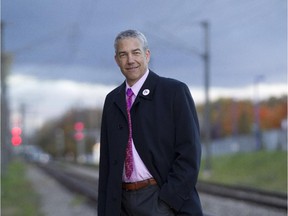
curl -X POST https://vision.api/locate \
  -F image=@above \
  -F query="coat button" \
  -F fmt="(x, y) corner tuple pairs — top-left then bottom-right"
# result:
(118, 124), (123, 129)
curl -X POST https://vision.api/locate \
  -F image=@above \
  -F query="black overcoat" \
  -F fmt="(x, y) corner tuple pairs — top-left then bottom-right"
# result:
(98, 70), (203, 215)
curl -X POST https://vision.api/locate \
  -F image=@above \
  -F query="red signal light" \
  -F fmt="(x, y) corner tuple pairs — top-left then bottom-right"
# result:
(74, 122), (85, 141)
(11, 126), (22, 146)
(74, 122), (84, 131)
(11, 126), (22, 136)
(74, 132), (84, 141)
(11, 136), (22, 146)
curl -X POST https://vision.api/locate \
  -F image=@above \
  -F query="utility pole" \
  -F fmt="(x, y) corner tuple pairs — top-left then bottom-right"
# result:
(74, 106), (86, 163)
(253, 75), (264, 150)
(1, 22), (13, 174)
(20, 103), (26, 146)
(147, 22), (212, 172)
(201, 21), (212, 173)
(55, 128), (65, 159)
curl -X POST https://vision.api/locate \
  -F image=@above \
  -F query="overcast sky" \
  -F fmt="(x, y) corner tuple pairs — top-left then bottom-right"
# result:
(2, 0), (287, 132)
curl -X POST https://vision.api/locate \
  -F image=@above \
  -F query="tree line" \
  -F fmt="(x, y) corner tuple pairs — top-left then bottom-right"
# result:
(33, 95), (287, 159)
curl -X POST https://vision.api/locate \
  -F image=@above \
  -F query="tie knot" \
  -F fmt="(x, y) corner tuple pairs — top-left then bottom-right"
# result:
(126, 88), (133, 97)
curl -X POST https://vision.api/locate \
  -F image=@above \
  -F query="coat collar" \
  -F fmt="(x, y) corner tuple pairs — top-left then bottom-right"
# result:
(114, 70), (159, 113)
(134, 70), (159, 104)
(113, 82), (126, 117)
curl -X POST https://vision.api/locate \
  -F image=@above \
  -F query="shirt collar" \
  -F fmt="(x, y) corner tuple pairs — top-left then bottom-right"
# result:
(126, 69), (149, 96)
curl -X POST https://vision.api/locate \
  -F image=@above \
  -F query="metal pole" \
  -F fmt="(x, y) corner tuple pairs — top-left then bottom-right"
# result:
(202, 21), (212, 172)
(253, 75), (264, 150)
(55, 128), (65, 159)
(20, 103), (26, 146)
(1, 22), (13, 175)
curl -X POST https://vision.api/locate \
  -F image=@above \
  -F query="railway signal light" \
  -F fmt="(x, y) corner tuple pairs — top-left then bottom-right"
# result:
(74, 121), (85, 141)
(11, 126), (22, 146)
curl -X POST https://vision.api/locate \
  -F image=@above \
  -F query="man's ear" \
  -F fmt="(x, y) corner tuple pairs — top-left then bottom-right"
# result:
(114, 54), (120, 66)
(146, 49), (151, 63)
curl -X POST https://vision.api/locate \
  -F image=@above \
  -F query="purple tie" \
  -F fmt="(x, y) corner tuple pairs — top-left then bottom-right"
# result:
(125, 88), (134, 179)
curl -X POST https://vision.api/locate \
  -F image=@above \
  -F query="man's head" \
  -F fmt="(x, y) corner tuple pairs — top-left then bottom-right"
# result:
(114, 30), (151, 86)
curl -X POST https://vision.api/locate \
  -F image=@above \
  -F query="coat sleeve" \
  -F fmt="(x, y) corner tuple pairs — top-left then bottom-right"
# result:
(97, 98), (109, 216)
(158, 83), (202, 211)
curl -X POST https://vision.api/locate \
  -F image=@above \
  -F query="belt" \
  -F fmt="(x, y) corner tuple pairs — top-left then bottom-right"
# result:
(122, 178), (157, 191)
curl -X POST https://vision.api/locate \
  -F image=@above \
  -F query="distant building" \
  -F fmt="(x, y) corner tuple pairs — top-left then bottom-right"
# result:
(92, 142), (100, 165)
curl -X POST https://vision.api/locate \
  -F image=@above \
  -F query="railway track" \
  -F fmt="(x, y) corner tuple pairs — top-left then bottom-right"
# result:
(37, 162), (99, 203)
(37, 162), (287, 214)
(197, 181), (287, 210)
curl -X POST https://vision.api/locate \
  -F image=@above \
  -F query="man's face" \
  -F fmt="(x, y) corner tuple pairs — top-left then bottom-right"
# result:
(115, 37), (150, 86)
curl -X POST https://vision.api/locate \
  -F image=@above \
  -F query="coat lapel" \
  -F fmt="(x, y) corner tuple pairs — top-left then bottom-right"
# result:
(113, 70), (159, 115)
(133, 70), (159, 106)
(114, 82), (128, 119)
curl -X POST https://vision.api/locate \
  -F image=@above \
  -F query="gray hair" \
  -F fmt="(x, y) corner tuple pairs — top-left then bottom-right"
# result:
(114, 29), (149, 53)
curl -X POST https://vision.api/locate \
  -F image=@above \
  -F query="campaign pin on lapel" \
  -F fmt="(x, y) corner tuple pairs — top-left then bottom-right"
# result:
(142, 89), (150, 96)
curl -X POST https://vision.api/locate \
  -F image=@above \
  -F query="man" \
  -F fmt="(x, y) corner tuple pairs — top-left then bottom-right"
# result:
(98, 29), (203, 216)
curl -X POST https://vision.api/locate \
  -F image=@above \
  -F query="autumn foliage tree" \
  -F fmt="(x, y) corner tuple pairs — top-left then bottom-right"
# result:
(33, 95), (286, 158)
(197, 95), (287, 139)
(34, 107), (102, 159)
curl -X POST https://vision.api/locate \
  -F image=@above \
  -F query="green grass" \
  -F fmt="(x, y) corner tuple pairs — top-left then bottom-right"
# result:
(199, 150), (287, 193)
(1, 159), (43, 216)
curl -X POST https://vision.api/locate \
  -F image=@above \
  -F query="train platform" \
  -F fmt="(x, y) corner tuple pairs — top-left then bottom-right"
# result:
(26, 163), (97, 216)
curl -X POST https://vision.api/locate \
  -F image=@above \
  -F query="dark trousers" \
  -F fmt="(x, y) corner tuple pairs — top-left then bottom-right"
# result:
(121, 184), (175, 216)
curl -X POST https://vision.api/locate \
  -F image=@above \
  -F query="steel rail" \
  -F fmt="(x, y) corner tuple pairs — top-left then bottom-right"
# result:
(37, 162), (287, 214)
(197, 181), (287, 210)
